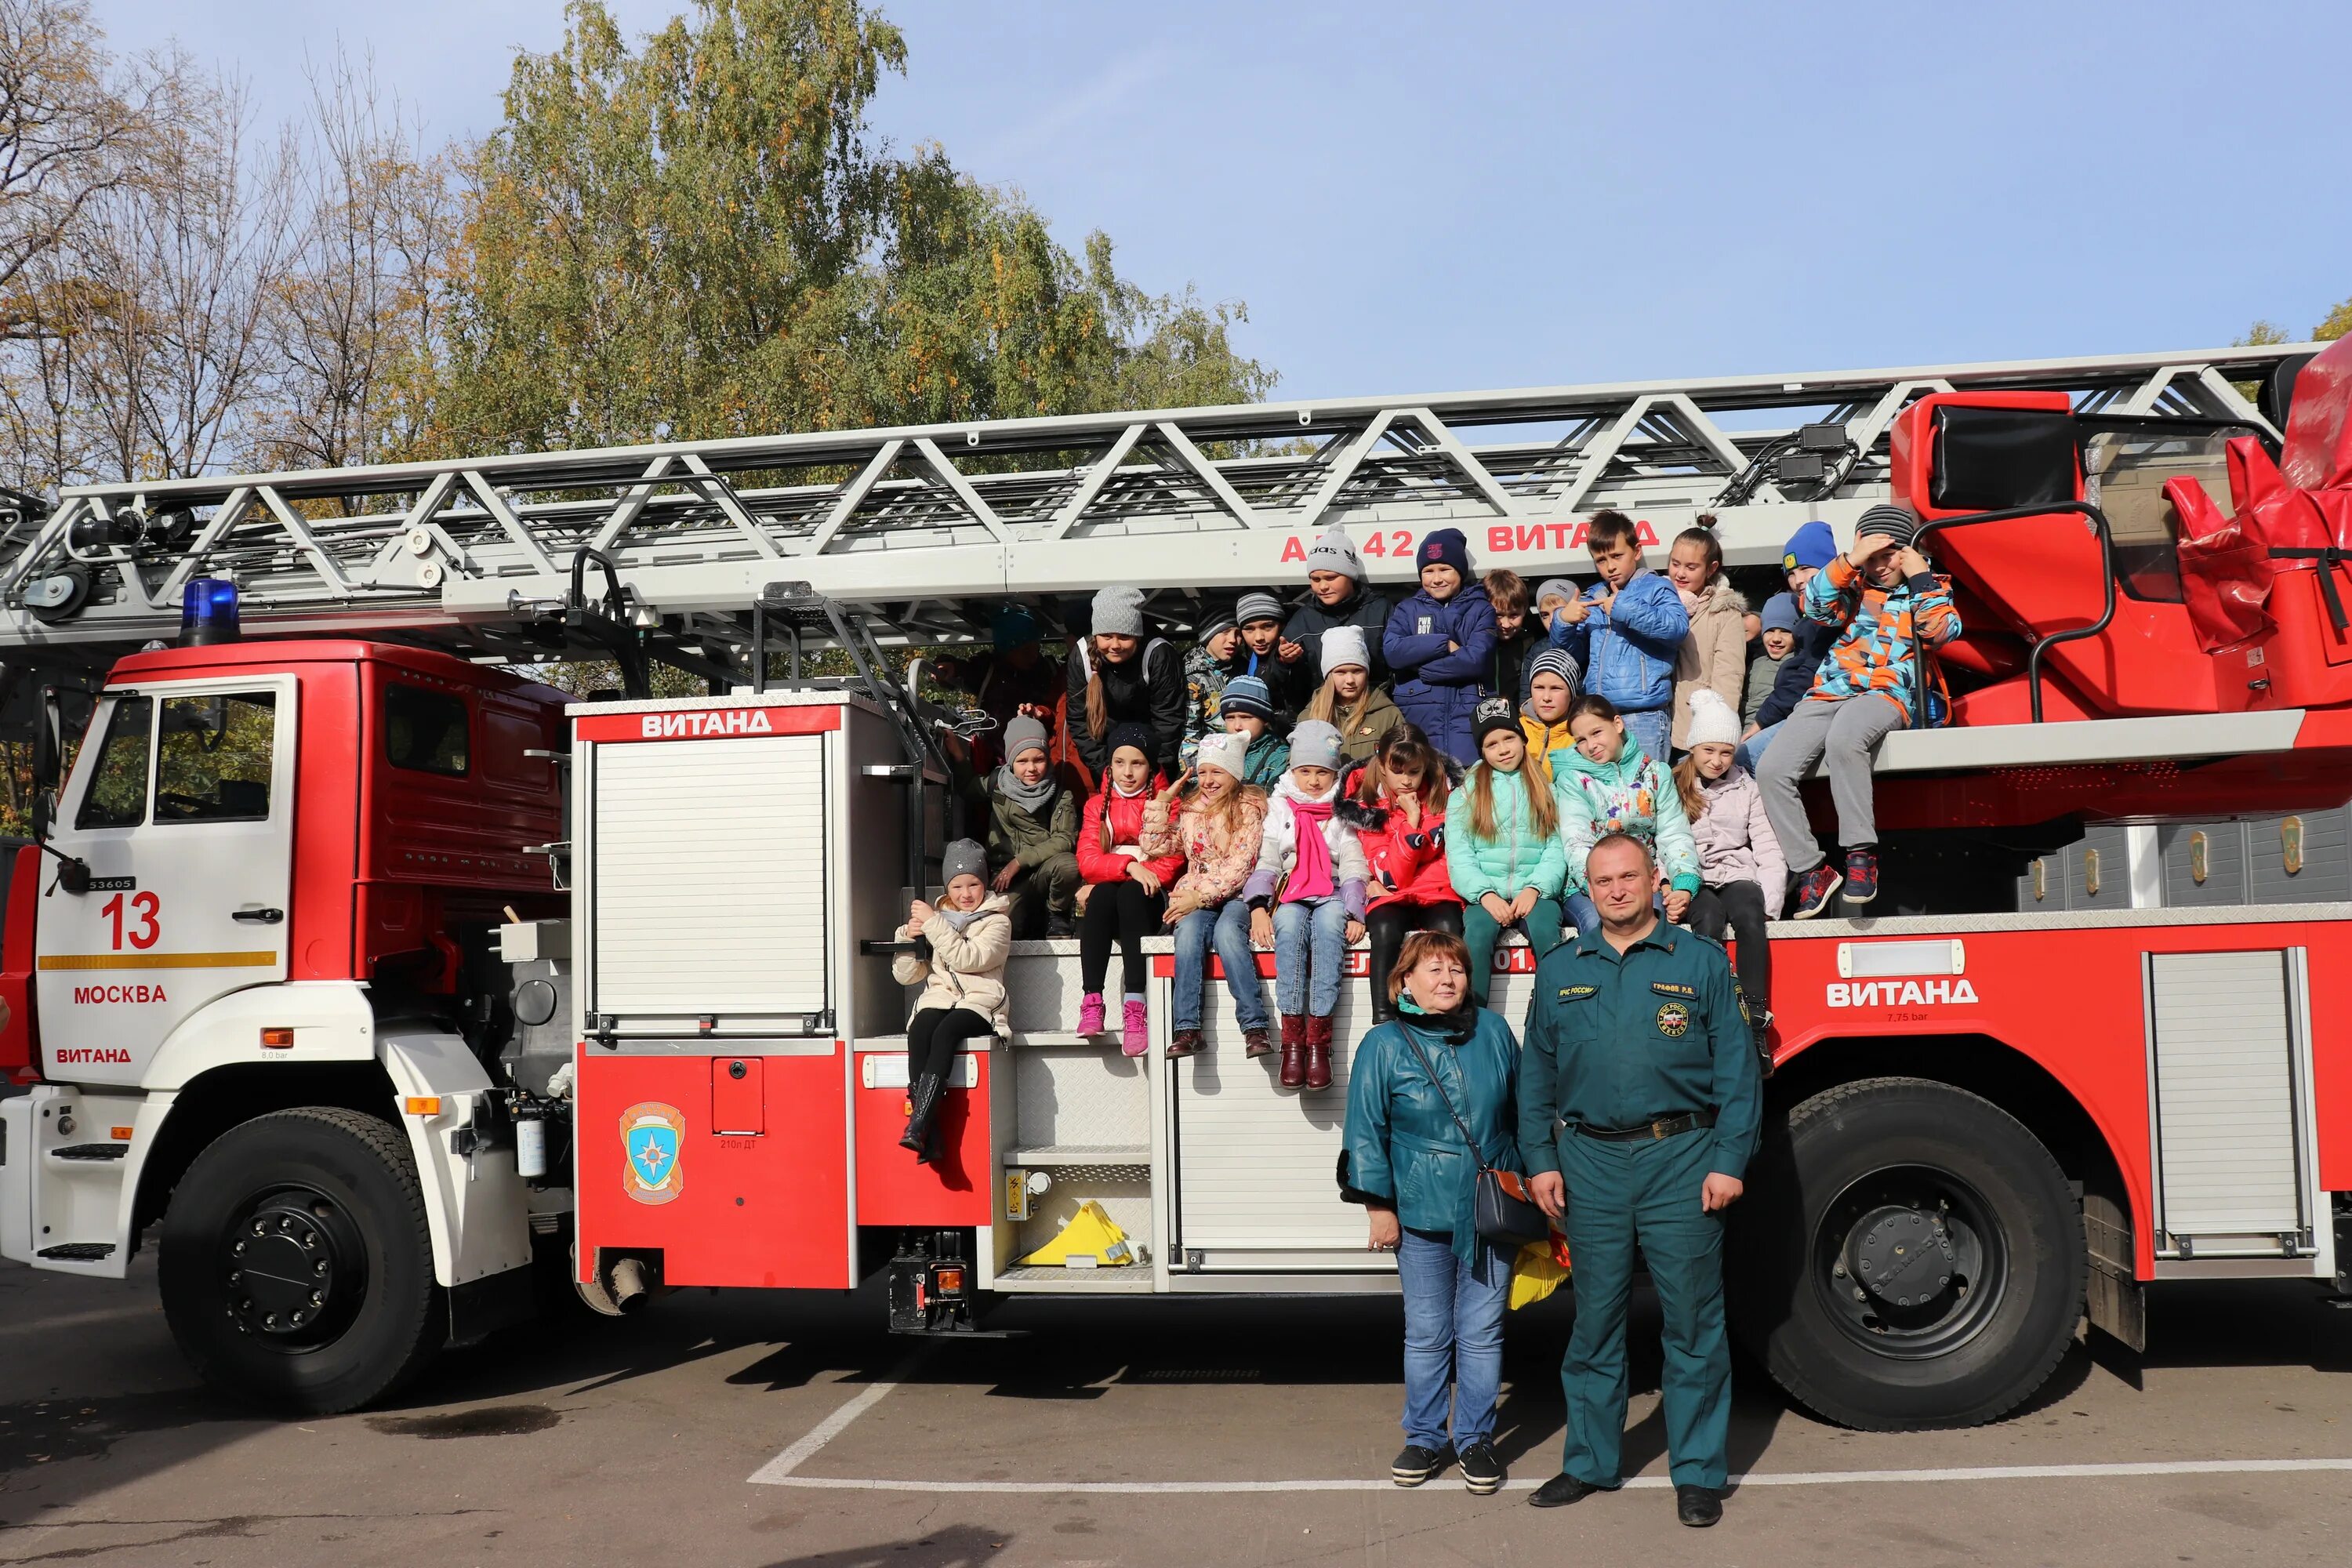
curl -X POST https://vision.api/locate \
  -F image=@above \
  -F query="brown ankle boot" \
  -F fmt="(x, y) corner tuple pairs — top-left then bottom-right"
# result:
(1278, 1013), (1306, 1089)
(1305, 1014), (1334, 1090)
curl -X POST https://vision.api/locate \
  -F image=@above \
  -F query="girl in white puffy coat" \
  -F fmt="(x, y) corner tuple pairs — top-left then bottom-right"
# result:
(1240, 720), (1369, 1093)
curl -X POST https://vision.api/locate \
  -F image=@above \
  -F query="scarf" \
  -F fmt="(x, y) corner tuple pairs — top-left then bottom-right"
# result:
(1397, 994), (1479, 1044)
(1108, 779), (1149, 855)
(1283, 796), (1337, 902)
(993, 762), (1058, 815)
(939, 902), (988, 935)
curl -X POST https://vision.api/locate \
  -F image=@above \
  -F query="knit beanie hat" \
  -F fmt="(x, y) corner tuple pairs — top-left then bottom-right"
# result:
(1193, 731), (1249, 782)
(1319, 624), (1370, 676)
(1417, 528), (1471, 579)
(1525, 645), (1580, 695)
(1684, 689), (1741, 750)
(1759, 591), (1801, 635)
(1304, 528), (1364, 581)
(1091, 585), (1147, 638)
(941, 838), (988, 886)
(1004, 715), (1050, 761)
(1472, 695), (1519, 749)
(1781, 520), (1837, 572)
(1104, 721), (1155, 767)
(1194, 604), (1238, 644)
(1235, 590), (1285, 628)
(1221, 674), (1275, 720)
(1287, 720), (1342, 772)
(992, 602), (1040, 652)
(1854, 503), (1922, 547)
(1534, 576), (1578, 608)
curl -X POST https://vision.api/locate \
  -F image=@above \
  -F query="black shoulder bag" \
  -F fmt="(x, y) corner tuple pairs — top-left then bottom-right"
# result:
(1395, 1025), (1551, 1248)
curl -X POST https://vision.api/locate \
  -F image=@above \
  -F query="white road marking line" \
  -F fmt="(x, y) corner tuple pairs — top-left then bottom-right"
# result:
(746, 1353), (928, 1484)
(750, 1456), (2352, 1494)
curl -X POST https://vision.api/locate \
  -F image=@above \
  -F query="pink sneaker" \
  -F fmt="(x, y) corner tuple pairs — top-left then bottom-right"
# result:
(1121, 999), (1149, 1058)
(1077, 993), (1107, 1036)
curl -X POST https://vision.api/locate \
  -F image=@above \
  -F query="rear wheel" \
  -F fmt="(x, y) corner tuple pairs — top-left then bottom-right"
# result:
(158, 1108), (441, 1415)
(1730, 1076), (2085, 1430)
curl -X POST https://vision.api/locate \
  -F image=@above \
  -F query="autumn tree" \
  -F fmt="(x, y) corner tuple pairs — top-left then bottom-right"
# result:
(425, 0), (1271, 455)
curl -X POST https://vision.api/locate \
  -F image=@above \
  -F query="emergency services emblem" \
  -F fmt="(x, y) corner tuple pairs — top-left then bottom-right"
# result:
(1655, 1001), (1691, 1038)
(620, 1102), (686, 1205)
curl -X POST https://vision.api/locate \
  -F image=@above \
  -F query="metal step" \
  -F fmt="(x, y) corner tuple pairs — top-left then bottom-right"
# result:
(49, 1143), (128, 1161)
(991, 1263), (1153, 1294)
(36, 1242), (116, 1261)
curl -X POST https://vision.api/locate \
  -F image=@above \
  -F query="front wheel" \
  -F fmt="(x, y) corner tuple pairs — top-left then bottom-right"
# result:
(158, 1108), (442, 1414)
(1729, 1076), (2085, 1431)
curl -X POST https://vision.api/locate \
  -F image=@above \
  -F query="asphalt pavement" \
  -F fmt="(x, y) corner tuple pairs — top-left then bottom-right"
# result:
(2, 1252), (2350, 1566)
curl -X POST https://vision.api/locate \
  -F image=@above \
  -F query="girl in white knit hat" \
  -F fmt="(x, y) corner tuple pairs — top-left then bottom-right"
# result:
(1671, 688), (1785, 1062)
(1299, 623), (1403, 769)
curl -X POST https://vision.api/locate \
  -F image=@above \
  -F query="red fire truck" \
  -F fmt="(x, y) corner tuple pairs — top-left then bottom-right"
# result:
(0, 339), (2343, 1430)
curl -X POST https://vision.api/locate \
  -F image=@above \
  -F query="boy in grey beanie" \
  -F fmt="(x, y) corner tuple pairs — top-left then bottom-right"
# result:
(1284, 531), (1392, 688)
(971, 715), (1080, 937)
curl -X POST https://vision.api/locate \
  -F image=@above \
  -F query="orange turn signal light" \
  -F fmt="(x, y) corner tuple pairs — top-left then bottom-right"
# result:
(935, 1268), (964, 1294)
(110, 1126), (132, 1141)
(405, 1096), (442, 1116)
(260, 1027), (295, 1049)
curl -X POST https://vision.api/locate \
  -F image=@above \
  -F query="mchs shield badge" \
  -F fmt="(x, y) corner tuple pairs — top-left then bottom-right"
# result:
(621, 1102), (686, 1204)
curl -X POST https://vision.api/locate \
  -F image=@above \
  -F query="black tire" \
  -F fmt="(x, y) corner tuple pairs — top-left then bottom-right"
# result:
(158, 1107), (442, 1415)
(1729, 1076), (2084, 1431)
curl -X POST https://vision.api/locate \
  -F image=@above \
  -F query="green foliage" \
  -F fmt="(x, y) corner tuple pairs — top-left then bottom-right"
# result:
(2318, 297), (2351, 343)
(422, 0), (1271, 456)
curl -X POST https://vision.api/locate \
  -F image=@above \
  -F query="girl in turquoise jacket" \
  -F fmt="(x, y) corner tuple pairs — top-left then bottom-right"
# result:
(1338, 929), (1522, 1493)
(1445, 697), (1569, 1006)
(1555, 693), (1702, 937)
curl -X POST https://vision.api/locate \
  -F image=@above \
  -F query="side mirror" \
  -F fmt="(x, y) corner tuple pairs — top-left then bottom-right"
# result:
(29, 685), (60, 841)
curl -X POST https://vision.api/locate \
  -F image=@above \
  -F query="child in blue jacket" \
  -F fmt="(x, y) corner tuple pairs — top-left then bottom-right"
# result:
(1383, 528), (1498, 766)
(1544, 509), (1688, 766)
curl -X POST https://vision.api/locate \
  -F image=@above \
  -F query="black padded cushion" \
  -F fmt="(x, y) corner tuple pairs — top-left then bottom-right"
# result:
(1931, 405), (2078, 511)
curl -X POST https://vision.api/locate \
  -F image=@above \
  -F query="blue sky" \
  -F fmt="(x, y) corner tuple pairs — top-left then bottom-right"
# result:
(103, 1), (2352, 404)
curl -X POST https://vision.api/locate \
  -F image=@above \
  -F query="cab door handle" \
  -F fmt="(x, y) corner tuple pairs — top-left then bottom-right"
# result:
(231, 907), (284, 924)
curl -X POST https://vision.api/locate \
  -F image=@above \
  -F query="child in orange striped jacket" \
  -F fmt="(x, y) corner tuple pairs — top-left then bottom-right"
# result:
(1756, 506), (1959, 916)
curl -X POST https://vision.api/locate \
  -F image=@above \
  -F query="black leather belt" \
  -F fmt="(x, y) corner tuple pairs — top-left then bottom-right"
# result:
(1574, 1109), (1718, 1142)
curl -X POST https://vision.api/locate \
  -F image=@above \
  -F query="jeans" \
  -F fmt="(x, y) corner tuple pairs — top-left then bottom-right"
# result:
(1620, 707), (1671, 766)
(1756, 696), (1906, 873)
(1272, 896), (1348, 1017)
(1733, 718), (1781, 778)
(1396, 1227), (1508, 1450)
(1173, 899), (1267, 1033)
(1461, 896), (1565, 1007)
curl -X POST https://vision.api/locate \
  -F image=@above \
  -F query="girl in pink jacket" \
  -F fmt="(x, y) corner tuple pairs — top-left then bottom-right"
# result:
(1674, 690), (1785, 1044)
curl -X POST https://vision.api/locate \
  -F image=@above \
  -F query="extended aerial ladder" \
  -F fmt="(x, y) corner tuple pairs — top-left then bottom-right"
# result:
(0, 344), (2313, 675)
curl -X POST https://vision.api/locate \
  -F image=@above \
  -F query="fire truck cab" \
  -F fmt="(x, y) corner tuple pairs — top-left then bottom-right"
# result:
(0, 640), (568, 1412)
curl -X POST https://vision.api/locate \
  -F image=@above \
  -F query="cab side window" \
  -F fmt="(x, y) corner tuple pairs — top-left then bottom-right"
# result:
(75, 695), (154, 829)
(154, 691), (276, 823)
(384, 684), (470, 776)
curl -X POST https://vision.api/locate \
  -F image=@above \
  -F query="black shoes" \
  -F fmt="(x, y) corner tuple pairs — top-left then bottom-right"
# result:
(1456, 1439), (1505, 1495)
(1391, 1442), (1454, 1487)
(1527, 1472), (1604, 1508)
(1675, 1484), (1722, 1527)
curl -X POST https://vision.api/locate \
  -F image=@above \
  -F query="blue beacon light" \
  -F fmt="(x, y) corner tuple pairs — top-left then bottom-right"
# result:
(180, 577), (241, 646)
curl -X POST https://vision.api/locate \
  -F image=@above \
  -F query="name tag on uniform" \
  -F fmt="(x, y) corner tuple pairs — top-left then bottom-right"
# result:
(1650, 982), (1696, 999)
(1556, 985), (1598, 1002)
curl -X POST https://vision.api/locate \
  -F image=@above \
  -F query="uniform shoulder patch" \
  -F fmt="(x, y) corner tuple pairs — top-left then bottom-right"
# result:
(1650, 981), (1697, 999)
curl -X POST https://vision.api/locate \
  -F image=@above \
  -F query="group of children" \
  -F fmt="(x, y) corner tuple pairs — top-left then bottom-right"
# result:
(895, 505), (1958, 1154)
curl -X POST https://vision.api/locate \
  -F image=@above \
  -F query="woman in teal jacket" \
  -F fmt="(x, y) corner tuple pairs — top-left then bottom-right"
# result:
(1339, 929), (1523, 1497)
(1445, 699), (1570, 1006)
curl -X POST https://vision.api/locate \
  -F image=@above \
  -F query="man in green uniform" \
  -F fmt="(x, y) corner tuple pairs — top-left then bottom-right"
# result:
(1519, 832), (1762, 1527)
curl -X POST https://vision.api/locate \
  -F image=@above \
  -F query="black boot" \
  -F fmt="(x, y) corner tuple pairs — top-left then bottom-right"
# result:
(899, 1072), (946, 1163)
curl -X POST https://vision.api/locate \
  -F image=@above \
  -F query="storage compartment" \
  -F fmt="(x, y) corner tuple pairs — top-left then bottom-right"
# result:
(2144, 949), (2317, 1259)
